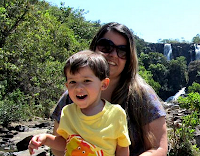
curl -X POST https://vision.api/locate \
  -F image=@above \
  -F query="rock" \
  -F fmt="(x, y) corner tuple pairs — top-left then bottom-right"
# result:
(0, 127), (9, 133)
(10, 127), (51, 146)
(13, 146), (50, 156)
(0, 110), (199, 155)
(162, 102), (173, 109)
(145, 43), (197, 65)
(165, 100), (200, 154)
(195, 135), (200, 148)
(16, 135), (33, 151)
(14, 125), (29, 132)
(0, 118), (53, 155)
(194, 125), (200, 148)
(36, 122), (51, 128)
(4, 133), (14, 139)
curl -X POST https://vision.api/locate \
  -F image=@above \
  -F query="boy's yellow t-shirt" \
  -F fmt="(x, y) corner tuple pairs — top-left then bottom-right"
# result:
(57, 100), (131, 156)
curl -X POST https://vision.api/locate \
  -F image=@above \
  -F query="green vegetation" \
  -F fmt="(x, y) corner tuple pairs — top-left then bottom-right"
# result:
(192, 34), (200, 44)
(168, 82), (200, 156)
(1, 0), (200, 155)
(188, 82), (200, 93)
(168, 111), (200, 156)
(139, 52), (187, 100)
(0, 0), (101, 125)
(178, 82), (200, 112)
(178, 92), (200, 111)
(158, 34), (200, 44)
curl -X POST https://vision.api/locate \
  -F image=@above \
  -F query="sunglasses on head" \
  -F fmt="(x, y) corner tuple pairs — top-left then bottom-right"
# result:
(96, 38), (128, 59)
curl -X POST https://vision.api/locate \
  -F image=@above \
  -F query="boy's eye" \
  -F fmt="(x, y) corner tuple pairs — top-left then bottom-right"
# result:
(69, 81), (76, 84)
(84, 79), (91, 83)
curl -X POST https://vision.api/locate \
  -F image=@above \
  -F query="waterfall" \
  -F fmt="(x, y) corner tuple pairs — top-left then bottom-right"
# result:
(164, 44), (172, 61)
(172, 87), (186, 101)
(195, 44), (200, 60)
(166, 87), (186, 102)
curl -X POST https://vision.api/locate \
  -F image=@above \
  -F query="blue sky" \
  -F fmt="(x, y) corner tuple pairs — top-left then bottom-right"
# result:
(46, 0), (200, 43)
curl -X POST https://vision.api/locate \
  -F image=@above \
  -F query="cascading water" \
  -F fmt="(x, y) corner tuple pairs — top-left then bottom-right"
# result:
(164, 44), (172, 61)
(172, 87), (186, 101)
(195, 44), (200, 60)
(165, 87), (186, 102)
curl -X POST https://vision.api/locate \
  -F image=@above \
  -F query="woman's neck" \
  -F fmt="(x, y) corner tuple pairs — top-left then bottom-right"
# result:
(101, 76), (120, 102)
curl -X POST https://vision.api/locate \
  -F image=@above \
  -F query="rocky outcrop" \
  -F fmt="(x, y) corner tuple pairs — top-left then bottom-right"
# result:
(0, 106), (199, 155)
(163, 102), (200, 150)
(145, 43), (164, 54)
(171, 43), (195, 65)
(0, 118), (53, 156)
(146, 43), (198, 65)
(187, 60), (200, 87)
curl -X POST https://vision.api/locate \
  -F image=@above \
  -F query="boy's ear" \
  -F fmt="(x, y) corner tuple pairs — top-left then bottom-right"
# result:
(101, 78), (110, 90)
(65, 82), (68, 88)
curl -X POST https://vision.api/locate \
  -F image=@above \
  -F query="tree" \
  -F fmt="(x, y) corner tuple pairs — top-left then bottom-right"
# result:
(157, 38), (189, 44)
(139, 52), (188, 100)
(0, 0), (38, 48)
(192, 34), (200, 44)
(139, 65), (161, 94)
(0, 0), (101, 121)
(167, 56), (188, 96)
(140, 52), (168, 70)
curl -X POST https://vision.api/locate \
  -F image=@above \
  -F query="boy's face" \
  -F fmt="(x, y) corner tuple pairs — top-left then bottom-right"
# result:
(65, 66), (109, 110)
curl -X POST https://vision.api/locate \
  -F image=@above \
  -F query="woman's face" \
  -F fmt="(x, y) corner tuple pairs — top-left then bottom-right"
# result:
(95, 31), (127, 79)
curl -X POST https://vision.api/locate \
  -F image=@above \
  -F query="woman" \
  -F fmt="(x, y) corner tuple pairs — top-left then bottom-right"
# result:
(52, 22), (168, 156)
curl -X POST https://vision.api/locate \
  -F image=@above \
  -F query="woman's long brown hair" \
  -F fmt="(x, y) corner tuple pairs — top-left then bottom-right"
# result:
(90, 22), (156, 151)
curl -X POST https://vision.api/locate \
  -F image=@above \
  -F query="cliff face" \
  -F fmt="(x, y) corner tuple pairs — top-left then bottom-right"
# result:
(171, 43), (195, 65)
(187, 60), (200, 87)
(145, 43), (198, 65)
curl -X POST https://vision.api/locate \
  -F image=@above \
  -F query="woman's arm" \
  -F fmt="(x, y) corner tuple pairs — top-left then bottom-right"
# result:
(140, 116), (168, 156)
(51, 120), (65, 156)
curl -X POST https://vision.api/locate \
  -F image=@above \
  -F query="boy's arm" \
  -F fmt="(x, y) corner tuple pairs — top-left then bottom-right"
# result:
(51, 120), (65, 156)
(28, 134), (66, 155)
(45, 134), (66, 150)
(116, 145), (129, 156)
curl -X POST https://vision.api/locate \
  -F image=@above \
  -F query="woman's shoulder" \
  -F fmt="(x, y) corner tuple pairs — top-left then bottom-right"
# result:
(143, 85), (166, 122)
(57, 90), (73, 106)
(134, 76), (166, 121)
(51, 90), (73, 122)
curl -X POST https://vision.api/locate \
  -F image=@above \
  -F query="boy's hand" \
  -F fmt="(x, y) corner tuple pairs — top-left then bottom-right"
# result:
(28, 134), (46, 155)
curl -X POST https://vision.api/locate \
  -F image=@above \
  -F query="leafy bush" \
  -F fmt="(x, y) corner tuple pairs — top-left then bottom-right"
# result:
(139, 52), (188, 100)
(0, 0), (101, 123)
(0, 89), (32, 126)
(168, 82), (200, 156)
(188, 82), (200, 93)
(178, 92), (200, 111)
(139, 65), (161, 94)
(168, 111), (200, 156)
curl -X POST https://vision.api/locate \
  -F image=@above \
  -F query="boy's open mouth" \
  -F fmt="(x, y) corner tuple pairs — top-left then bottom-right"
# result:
(76, 95), (87, 99)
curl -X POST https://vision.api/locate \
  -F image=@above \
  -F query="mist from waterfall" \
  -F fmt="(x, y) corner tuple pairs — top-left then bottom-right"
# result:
(164, 44), (172, 61)
(195, 44), (200, 60)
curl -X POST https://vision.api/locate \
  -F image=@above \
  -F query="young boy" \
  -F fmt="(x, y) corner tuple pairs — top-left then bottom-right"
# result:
(28, 50), (131, 156)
